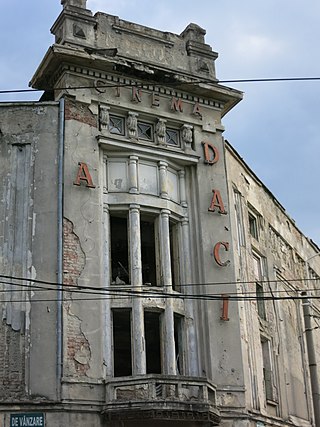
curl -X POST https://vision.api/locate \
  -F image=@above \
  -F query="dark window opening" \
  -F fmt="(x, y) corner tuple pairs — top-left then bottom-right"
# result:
(113, 310), (132, 377)
(174, 314), (184, 375)
(110, 216), (129, 285)
(253, 254), (266, 320)
(256, 282), (266, 320)
(138, 122), (153, 141)
(144, 311), (161, 374)
(170, 222), (181, 292)
(141, 219), (157, 286)
(109, 115), (125, 135)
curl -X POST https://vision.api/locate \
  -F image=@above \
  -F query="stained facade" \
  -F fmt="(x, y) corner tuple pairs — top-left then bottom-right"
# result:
(0, 1), (319, 426)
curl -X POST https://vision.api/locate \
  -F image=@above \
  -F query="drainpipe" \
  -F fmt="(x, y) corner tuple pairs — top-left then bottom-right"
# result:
(303, 252), (320, 427)
(57, 98), (65, 400)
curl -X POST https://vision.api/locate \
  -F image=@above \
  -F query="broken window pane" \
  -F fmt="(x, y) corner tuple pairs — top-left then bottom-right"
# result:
(141, 219), (158, 286)
(144, 311), (162, 374)
(174, 314), (184, 374)
(110, 216), (130, 285)
(113, 309), (132, 377)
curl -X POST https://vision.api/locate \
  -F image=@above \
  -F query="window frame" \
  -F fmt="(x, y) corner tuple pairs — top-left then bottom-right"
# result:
(109, 113), (125, 135)
(165, 127), (180, 147)
(253, 251), (268, 320)
(137, 120), (154, 142)
(261, 335), (278, 403)
(112, 309), (133, 377)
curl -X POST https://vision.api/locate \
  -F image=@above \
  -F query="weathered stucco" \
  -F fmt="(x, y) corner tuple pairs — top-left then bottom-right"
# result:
(0, 1), (319, 426)
(226, 142), (320, 426)
(0, 103), (60, 400)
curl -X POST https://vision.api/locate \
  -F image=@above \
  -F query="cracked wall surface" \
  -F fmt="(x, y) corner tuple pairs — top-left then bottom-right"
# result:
(0, 103), (60, 400)
(63, 217), (91, 377)
(63, 98), (103, 385)
(226, 142), (320, 425)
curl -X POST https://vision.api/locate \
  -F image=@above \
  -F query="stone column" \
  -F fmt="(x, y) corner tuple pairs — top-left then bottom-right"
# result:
(128, 155), (139, 194)
(181, 216), (199, 376)
(102, 205), (113, 377)
(160, 209), (176, 375)
(129, 204), (146, 375)
(178, 170), (187, 207)
(103, 153), (108, 193)
(159, 161), (168, 199)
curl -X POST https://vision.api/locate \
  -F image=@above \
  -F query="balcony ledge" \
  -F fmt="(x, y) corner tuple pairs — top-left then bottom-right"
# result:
(102, 375), (220, 425)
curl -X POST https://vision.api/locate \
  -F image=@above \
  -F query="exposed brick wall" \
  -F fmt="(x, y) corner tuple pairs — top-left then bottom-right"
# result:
(66, 314), (91, 376)
(64, 98), (98, 127)
(0, 321), (26, 399)
(63, 217), (85, 288)
(63, 218), (91, 377)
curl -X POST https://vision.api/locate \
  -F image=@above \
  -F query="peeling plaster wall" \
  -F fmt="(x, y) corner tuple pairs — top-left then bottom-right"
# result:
(62, 98), (104, 392)
(0, 103), (60, 400)
(187, 129), (246, 407)
(226, 143), (320, 426)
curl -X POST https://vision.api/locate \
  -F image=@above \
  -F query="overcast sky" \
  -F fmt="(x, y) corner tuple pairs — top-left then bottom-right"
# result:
(1, 0), (319, 246)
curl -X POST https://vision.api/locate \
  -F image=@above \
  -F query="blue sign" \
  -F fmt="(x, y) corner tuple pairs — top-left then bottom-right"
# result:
(10, 413), (45, 427)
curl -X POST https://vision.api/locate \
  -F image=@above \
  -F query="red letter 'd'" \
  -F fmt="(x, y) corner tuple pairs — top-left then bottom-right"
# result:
(73, 162), (96, 188)
(202, 142), (220, 165)
(213, 242), (230, 267)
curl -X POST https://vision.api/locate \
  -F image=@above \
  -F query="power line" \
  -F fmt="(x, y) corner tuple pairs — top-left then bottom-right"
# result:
(1, 76), (320, 95)
(0, 273), (318, 291)
(2, 293), (320, 304)
(1, 274), (320, 303)
(219, 77), (320, 83)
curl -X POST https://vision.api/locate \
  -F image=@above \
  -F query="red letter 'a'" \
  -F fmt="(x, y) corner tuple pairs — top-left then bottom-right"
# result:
(73, 162), (96, 188)
(208, 189), (227, 214)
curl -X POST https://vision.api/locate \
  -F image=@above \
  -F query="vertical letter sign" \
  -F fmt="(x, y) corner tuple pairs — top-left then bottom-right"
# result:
(73, 162), (96, 188)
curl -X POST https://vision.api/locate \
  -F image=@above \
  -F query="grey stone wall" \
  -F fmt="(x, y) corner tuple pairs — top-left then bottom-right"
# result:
(0, 103), (60, 400)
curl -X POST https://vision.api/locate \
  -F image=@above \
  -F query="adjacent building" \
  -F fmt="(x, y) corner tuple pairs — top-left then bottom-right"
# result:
(0, 1), (319, 426)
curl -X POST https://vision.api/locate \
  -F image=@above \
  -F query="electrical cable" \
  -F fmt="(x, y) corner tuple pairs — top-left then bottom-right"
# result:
(1, 76), (320, 95)
(1, 274), (320, 302)
(0, 273), (319, 291)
